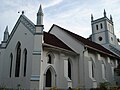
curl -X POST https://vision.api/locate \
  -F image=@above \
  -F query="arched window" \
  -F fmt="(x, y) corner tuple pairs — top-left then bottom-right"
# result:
(45, 66), (56, 88)
(100, 23), (103, 29)
(96, 25), (98, 30)
(15, 42), (21, 77)
(10, 53), (13, 77)
(47, 52), (55, 64)
(23, 49), (27, 77)
(68, 59), (71, 80)
(101, 60), (106, 79)
(89, 58), (95, 78)
(46, 69), (52, 87)
(48, 54), (52, 64)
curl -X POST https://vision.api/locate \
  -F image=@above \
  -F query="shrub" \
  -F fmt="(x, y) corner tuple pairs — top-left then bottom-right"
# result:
(0, 84), (6, 90)
(99, 82), (111, 90)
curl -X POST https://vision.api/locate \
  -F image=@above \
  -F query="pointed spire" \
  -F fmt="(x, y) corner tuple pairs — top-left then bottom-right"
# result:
(91, 14), (93, 21)
(38, 5), (43, 14)
(37, 4), (43, 25)
(5, 26), (8, 33)
(110, 14), (113, 22)
(3, 26), (9, 42)
(104, 9), (106, 17)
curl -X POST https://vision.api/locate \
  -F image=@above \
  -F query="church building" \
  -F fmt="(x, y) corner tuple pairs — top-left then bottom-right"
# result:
(0, 5), (120, 90)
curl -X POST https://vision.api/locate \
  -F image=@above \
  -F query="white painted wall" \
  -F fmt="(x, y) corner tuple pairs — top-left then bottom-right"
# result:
(41, 48), (79, 89)
(0, 22), (34, 89)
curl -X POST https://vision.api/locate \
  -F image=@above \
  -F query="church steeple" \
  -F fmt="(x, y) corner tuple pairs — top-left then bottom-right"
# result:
(37, 4), (43, 25)
(3, 26), (9, 42)
(104, 9), (106, 17)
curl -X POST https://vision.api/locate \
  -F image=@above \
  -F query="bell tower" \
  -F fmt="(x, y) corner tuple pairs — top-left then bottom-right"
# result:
(91, 10), (118, 46)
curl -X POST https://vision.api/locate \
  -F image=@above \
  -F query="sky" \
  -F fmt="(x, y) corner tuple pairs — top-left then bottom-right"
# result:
(0, 0), (120, 42)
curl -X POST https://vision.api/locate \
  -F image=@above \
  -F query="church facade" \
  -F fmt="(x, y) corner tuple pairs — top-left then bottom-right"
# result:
(0, 5), (120, 90)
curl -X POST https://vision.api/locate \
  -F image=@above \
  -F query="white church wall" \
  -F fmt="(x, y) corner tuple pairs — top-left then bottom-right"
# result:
(50, 26), (86, 88)
(0, 49), (4, 82)
(1, 22), (34, 89)
(106, 21), (114, 34)
(83, 50), (116, 89)
(93, 32), (106, 45)
(42, 48), (79, 89)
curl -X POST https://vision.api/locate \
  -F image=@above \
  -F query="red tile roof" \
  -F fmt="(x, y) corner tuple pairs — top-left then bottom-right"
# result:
(44, 32), (73, 52)
(50, 24), (120, 59)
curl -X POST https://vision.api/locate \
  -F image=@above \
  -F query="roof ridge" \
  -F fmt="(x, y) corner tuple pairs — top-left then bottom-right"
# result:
(51, 24), (120, 59)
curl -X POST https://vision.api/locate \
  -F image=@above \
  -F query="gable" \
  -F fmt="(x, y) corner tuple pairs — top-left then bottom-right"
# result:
(49, 25), (85, 53)
(5, 14), (35, 48)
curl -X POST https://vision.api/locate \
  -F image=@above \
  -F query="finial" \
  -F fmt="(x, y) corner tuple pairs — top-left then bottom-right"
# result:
(38, 4), (43, 15)
(104, 9), (106, 17)
(110, 14), (113, 21)
(37, 4), (44, 25)
(22, 11), (24, 14)
(91, 14), (93, 21)
(3, 26), (9, 41)
(5, 26), (8, 32)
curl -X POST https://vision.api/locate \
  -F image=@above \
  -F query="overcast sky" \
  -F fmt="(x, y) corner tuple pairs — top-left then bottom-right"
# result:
(0, 0), (120, 42)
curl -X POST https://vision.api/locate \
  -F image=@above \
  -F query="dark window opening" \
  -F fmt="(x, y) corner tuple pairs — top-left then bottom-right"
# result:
(92, 62), (94, 78)
(100, 23), (103, 29)
(48, 54), (52, 64)
(98, 36), (103, 41)
(15, 42), (21, 77)
(23, 49), (27, 77)
(10, 53), (13, 77)
(96, 25), (98, 30)
(46, 69), (52, 87)
(68, 60), (71, 80)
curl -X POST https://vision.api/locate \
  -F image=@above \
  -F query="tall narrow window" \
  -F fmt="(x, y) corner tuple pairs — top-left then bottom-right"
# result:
(102, 63), (106, 79)
(15, 42), (21, 77)
(92, 62), (94, 78)
(48, 54), (52, 64)
(23, 49), (27, 77)
(88, 59), (95, 78)
(96, 25), (98, 30)
(68, 59), (71, 80)
(47, 52), (55, 64)
(10, 53), (13, 77)
(46, 69), (52, 87)
(100, 23), (103, 29)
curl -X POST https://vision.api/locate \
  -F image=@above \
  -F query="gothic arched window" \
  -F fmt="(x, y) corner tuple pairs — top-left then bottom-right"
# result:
(89, 58), (95, 78)
(47, 52), (55, 64)
(10, 53), (13, 77)
(101, 60), (106, 79)
(46, 69), (52, 87)
(23, 49), (27, 77)
(15, 42), (21, 77)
